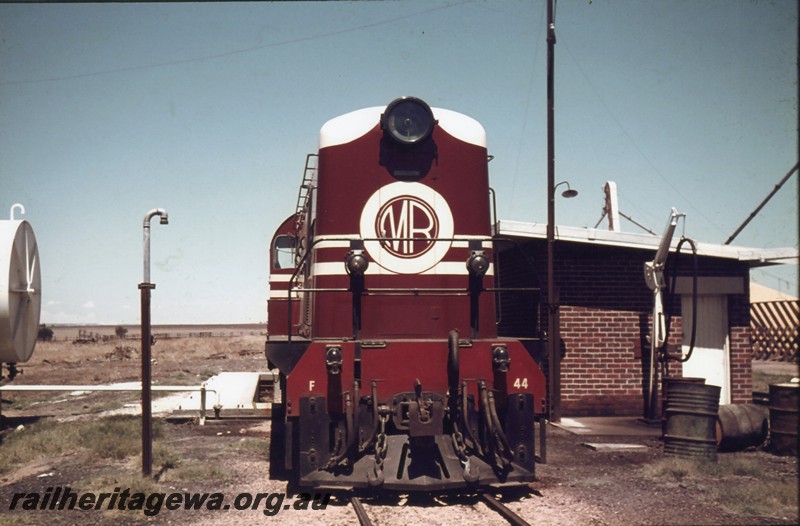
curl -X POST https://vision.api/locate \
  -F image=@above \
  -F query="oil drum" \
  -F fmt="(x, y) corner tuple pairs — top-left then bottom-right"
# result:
(664, 377), (707, 403)
(663, 381), (721, 460)
(768, 383), (798, 456)
(661, 377), (706, 435)
(715, 404), (768, 452)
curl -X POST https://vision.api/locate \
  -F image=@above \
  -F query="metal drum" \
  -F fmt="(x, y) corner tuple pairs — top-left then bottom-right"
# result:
(661, 377), (706, 434)
(769, 383), (798, 456)
(715, 404), (768, 452)
(664, 381), (721, 460)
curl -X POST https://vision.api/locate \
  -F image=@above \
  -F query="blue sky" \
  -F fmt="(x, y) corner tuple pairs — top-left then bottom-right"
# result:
(1, 0), (797, 325)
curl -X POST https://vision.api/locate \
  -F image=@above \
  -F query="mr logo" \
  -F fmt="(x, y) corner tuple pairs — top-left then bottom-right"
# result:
(360, 182), (454, 274)
(375, 195), (439, 258)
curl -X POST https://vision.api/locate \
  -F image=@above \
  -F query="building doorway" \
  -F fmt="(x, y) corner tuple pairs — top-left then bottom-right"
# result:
(681, 294), (731, 405)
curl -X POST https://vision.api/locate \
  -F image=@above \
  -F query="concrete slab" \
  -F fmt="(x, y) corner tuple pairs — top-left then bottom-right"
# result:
(553, 416), (661, 437)
(103, 372), (265, 416)
(204, 372), (262, 410)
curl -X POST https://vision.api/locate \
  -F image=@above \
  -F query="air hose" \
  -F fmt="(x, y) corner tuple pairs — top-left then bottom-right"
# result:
(660, 236), (698, 365)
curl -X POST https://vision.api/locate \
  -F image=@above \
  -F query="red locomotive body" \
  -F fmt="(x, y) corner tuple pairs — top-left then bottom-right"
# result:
(266, 97), (546, 491)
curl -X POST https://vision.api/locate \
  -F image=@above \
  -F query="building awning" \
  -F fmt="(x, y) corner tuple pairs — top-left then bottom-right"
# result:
(495, 220), (798, 268)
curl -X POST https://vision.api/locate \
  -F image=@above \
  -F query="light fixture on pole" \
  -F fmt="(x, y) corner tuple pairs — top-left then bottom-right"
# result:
(140, 208), (168, 477)
(555, 181), (578, 199)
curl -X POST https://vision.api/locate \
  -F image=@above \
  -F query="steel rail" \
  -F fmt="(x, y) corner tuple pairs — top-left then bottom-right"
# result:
(480, 493), (532, 526)
(350, 496), (373, 526)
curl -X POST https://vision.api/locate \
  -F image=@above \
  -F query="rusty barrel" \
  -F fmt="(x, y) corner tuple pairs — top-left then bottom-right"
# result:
(661, 377), (707, 435)
(715, 404), (768, 451)
(768, 383), (798, 456)
(663, 381), (721, 460)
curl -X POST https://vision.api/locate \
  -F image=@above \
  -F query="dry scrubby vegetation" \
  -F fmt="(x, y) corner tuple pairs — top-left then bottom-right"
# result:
(0, 416), (171, 475)
(0, 415), (260, 483)
(643, 455), (798, 517)
(0, 414), (269, 526)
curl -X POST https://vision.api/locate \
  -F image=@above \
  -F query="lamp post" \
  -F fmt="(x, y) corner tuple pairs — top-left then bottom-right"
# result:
(547, 181), (577, 423)
(545, 0), (560, 422)
(140, 208), (168, 477)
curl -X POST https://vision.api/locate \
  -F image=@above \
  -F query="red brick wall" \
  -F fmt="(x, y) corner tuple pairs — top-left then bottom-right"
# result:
(729, 326), (753, 403)
(496, 238), (753, 416)
(559, 306), (645, 415)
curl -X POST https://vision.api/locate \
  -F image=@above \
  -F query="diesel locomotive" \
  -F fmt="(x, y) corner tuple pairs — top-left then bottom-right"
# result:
(266, 97), (547, 491)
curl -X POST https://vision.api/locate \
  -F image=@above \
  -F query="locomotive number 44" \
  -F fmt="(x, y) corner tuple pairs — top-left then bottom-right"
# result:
(513, 378), (528, 389)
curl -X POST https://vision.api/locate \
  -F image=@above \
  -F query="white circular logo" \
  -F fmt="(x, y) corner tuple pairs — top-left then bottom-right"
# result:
(360, 182), (454, 274)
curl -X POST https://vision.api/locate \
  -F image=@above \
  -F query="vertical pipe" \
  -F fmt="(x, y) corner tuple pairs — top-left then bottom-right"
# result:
(140, 208), (167, 478)
(143, 224), (151, 284)
(139, 283), (155, 477)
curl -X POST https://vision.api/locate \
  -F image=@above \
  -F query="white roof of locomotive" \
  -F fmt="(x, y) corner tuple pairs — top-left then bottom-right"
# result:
(319, 106), (487, 149)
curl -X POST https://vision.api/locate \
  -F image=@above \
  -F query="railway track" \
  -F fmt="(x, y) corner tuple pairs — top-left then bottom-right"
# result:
(349, 493), (532, 526)
(479, 493), (531, 526)
(351, 496), (372, 526)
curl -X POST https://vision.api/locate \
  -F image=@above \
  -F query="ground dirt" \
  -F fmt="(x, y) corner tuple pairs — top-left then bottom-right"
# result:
(1, 330), (797, 525)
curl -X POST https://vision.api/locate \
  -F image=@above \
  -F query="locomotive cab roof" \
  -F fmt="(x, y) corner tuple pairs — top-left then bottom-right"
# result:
(319, 98), (487, 149)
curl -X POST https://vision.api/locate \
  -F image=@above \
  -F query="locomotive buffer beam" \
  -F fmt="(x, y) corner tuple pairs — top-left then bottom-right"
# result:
(300, 433), (535, 491)
(296, 393), (537, 491)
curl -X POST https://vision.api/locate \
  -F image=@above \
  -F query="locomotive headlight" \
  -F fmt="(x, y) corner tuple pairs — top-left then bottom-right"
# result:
(492, 345), (510, 373)
(381, 97), (436, 146)
(345, 251), (369, 276)
(326, 346), (343, 375)
(466, 250), (490, 278)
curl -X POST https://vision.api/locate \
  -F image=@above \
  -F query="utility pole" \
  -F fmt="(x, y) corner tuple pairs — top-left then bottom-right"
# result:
(546, 0), (561, 422)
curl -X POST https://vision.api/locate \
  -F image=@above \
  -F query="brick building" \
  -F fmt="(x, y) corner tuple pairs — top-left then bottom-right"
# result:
(493, 220), (796, 417)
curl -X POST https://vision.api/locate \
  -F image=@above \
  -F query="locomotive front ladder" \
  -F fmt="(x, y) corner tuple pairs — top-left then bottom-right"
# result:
(295, 154), (318, 228)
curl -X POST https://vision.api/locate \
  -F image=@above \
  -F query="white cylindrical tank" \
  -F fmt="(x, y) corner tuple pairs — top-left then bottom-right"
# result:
(0, 218), (41, 363)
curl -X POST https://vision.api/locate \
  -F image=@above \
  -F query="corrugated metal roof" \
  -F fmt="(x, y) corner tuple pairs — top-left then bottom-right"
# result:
(495, 220), (798, 267)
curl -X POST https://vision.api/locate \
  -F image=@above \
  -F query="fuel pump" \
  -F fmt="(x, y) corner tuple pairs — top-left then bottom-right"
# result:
(643, 208), (699, 422)
(643, 209), (681, 421)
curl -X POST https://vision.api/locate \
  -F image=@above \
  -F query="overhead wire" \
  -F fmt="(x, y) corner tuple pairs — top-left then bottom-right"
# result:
(508, 0), (546, 215)
(558, 36), (730, 239)
(0, 0), (474, 86)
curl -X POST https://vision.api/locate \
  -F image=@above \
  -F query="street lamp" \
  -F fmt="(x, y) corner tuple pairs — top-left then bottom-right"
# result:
(547, 181), (577, 424)
(555, 181), (578, 199)
(140, 208), (168, 477)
